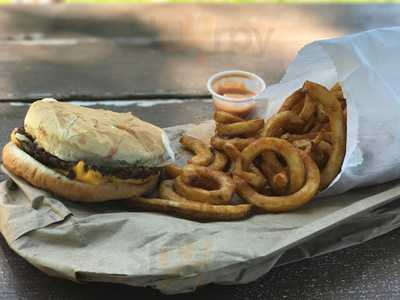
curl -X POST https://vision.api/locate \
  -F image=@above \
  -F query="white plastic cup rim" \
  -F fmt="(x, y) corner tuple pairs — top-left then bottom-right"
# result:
(207, 70), (266, 103)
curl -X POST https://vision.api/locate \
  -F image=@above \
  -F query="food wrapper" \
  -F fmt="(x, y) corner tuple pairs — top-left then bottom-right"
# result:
(2, 28), (400, 294)
(257, 27), (400, 196)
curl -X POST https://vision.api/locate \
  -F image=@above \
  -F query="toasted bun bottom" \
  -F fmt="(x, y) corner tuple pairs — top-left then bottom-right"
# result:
(2, 142), (159, 202)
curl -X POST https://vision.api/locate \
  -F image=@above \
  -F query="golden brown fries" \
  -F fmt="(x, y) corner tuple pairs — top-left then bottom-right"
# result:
(214, 111), (244, 124)
(278, 89), (305, 113)
(303, 81), (346, 189)
(261, 110), (304, 176)
(261, 151), (286, 174)
(234, 152), (320, 213)
(180, 135), (213, 166)
(211, 136), (256, 151)
(315, 140), (332, 156)
(309, 144), (327, 169)
(299, 94), (317, 122)
(159, 180), (187, 202)
(133, 80), (346, 220)
(291, 99), (305, 115)
(222, 143), (267, 190)
(208, 150), (228, 171)
(241, 138), (306, 194)
(272, 172), (289, 194)
(262, 111), (304, 137)
(126, 197), (252, 221)
(316, 104), (329, 124)
(331, 82), (345, 100)
(292, 139), (312, 153)
(174, 165), (235, 205)
(259, 151), (289, 195)
(165, 164), (183, 179)
(302, 113), (317, 133)
(278, 88), (317, 124)
(343, 107), (347, 124)
(216, 119), (264, 137)
(261, 110), (305, 194)
(281, 131), (332, 143)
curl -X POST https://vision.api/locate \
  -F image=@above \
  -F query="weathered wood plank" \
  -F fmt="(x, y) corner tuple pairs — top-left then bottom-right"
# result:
(0, 5), (399, 100)
(0, 5), (396, 39)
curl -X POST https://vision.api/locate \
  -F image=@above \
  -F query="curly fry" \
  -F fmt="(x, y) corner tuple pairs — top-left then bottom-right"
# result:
(222, 143), (267, 190)
(241, 137), (306, 194)
(272, 172), (289, 194)
(260, 151), (289, 195)
(291, 98), (305, 115)
(303, 81), (346, 189)
(331, 82), (345, 100)
(262, 111), (304, 137)
(261, 151), (285, 173)
(281, 131), (332, 143)
(210, 136), (256, 151)
(343, 107), (347, 126)
(235, 152), (320, 212)
(292, 139), (312, 153)
(174, 165), (235, 204)
(159, 179), (187, 202)
(315, 140), (333, 156)
(261, 111), (305, 182)
(216, 119), (264, 137)
(165, 164), (183, 179)
(299, 94), (317, 122)
(316, 104), (329, 123)
(180, 135), (213, 166)
(302, 113), (317, 133)
(208, 150), (228, 171)
(126, 196), (252, 221)
(260, 112), (305, 194)
(278, 89), (305, 113)
(310, 144), (328, 169)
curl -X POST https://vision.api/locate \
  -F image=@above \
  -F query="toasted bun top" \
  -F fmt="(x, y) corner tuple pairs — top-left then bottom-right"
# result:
(24, 98), (172, 167)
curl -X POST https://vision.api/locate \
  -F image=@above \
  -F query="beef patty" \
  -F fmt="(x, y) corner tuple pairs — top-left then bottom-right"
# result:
(15, 127), (159, 180)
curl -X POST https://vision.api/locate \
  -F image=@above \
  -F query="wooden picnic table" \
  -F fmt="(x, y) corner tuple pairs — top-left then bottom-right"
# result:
(1, 4), (400, 299)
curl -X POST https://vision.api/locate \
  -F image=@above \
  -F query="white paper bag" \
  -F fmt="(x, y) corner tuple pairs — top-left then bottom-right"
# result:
(256, 27), (400, 196)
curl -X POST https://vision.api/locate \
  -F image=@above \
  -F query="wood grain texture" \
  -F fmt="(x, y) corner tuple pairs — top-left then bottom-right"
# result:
(0, 5), (399, 100)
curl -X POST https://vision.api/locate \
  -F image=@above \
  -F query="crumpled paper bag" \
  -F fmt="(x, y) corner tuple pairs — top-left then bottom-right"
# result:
(257, 27), (400, 196)
(2, 28), (400, 294)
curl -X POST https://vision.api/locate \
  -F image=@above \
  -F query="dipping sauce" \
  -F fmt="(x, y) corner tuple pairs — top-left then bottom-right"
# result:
(217, 83), (256, 100)
(207, 70), (266, 118)
(214, 83), (257, 117)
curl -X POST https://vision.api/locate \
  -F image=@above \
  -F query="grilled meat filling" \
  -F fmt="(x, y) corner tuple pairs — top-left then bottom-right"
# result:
(14, 127), (159, 180)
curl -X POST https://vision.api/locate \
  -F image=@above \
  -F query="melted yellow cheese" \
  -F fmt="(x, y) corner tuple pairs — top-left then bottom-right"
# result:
(73, 161), (106, 185)
(72, 161), (156, 185)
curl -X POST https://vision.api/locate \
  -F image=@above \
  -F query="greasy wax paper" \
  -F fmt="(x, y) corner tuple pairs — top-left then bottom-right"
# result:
(2, 27), (400, 294)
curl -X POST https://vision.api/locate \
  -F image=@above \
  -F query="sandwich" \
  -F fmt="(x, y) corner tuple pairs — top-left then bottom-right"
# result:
(2, 98), (174, 202)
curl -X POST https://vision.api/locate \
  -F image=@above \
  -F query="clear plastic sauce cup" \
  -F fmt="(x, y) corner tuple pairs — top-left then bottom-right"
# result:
(207, 70), (266, 117)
